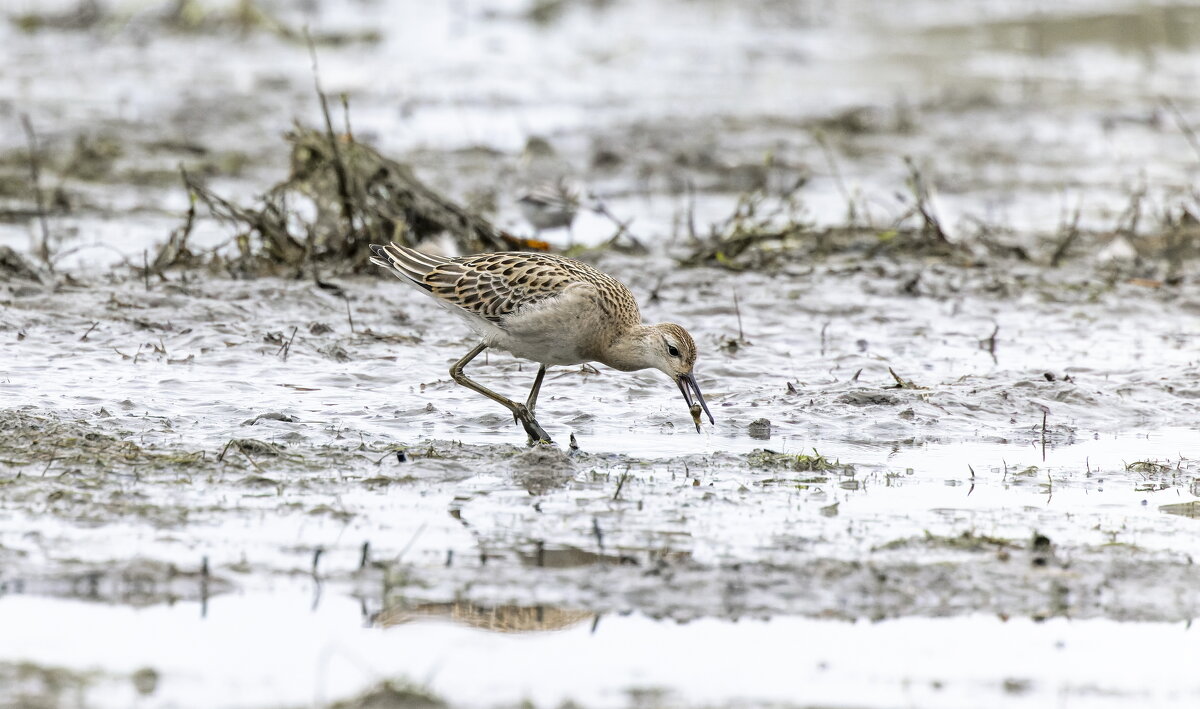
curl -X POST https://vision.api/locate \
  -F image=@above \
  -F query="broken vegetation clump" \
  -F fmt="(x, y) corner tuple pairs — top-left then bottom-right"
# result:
(678, 153), (1200, 277)
(0, 410), (204, 474)
(177, 126), (543, 277)
(677, 170), (966, 271)
(747, 448), (853, 474)
(1125, 460), (1174, 475)
(677, 183), (813, 270)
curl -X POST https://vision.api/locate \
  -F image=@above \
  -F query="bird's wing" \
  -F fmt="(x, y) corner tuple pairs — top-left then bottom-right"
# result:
(428, 252), (584, 324)
(369, 243), (452, 292)
(371, 244), (629, 327)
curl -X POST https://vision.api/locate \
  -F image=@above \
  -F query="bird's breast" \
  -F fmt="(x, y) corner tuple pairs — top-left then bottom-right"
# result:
(488, 288), (615, 366)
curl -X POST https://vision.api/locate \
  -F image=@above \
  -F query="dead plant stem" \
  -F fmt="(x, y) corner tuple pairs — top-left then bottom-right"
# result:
(305, 28), (356, 238)
(19, 114), (53, 270)
(1161, 96), (1200, 164)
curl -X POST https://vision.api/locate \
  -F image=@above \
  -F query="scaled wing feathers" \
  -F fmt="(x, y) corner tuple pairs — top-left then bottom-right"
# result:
(369, 243), (636, 326)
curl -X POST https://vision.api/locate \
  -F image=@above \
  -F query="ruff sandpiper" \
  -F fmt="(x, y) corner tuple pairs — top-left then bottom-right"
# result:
(517, 178), (582, 243)
(369, 243), (714, 443)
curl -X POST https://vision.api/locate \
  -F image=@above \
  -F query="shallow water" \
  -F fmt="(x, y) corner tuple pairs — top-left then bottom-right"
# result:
(3, 0), (1200, 707)
(5, 590), (1200, 709)
(4, 267), (1200, 705)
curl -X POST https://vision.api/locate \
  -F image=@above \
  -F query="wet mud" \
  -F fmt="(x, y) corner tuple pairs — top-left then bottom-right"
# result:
(3, 0), (1200, 707)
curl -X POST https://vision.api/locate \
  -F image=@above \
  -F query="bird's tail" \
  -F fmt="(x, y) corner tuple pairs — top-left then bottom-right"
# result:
(368, 243), (451, 292)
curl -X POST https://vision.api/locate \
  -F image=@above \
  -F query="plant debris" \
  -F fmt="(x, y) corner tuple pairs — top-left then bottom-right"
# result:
(181, 126), (546, 276)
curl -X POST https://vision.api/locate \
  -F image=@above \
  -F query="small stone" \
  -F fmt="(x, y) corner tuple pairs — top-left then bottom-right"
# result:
(131, 667), (159, 695)
(839, 391), (899, 406)
(242, 412), (297, 426)
(319, 343), (351, 362)
(748, 418), (771, 440)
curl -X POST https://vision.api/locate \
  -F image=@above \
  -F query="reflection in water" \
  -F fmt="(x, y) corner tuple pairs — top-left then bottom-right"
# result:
(519, 544), (626, 568)
(2, 593), (1200, 708)
(375, 601), (595, 633)
(517, 544), (693, 568)
(0, 559), (224, 611)
(921, 5), (1200, 55)
(1160, 501), (1200, 519)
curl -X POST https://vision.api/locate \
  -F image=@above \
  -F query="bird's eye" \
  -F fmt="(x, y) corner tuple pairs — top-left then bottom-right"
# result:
(667, 345), (681, 358)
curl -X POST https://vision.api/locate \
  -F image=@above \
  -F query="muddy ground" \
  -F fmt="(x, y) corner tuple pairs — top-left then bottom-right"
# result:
(2, 1), (1200, 708)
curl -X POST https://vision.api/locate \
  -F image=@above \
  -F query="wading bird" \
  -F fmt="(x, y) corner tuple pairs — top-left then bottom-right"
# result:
(517, 178), (582, 244)
(370, 243), (714, 443)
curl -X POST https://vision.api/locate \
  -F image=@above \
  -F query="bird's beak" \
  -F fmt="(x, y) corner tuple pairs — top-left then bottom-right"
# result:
(677, 372), (715, 433)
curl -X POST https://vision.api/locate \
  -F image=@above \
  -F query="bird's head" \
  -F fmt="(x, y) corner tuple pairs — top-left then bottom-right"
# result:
(647, 323), (715, 433)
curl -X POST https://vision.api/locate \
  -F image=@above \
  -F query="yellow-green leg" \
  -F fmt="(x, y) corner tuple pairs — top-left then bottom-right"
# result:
(450, 344), (552, 443)
(526, 364), (548, 414)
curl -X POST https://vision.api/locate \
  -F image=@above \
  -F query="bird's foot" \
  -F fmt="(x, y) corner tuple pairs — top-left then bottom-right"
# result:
(512, 404), (552, 444)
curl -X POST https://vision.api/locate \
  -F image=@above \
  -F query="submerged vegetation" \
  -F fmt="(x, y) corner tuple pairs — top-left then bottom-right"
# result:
(11, 0), (381, 45)
(329, 681), (447, 709)
(747, 448), (852, 474)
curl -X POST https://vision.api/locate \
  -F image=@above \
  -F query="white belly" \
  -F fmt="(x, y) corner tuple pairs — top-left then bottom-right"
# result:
(426, 281), (617, 367)
(491, 311), (594, 365)
(483, 289), (605, 366)
(492, 328), (589, 365)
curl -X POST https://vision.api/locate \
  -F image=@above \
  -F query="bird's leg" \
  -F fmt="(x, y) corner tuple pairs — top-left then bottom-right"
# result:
(526, 364), (548, 414)
(449, 343), (552, 443)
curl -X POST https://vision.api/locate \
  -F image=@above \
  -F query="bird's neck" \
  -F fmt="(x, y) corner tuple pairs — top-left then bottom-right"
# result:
(597, 324), (654, 372)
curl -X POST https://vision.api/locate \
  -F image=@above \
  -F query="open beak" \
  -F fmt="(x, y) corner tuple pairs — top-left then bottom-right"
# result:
(677, 372), (715, 433)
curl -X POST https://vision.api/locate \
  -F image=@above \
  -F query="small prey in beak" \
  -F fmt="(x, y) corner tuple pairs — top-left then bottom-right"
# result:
(677, 372), (715, 433)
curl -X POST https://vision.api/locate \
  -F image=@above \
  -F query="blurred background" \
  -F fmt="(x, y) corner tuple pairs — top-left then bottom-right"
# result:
(1, 0), (1198, 264)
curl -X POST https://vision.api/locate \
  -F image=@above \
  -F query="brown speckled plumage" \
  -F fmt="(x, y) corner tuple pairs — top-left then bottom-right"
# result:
(369, 242), (714, 441)
(389, 248), (637, 326)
